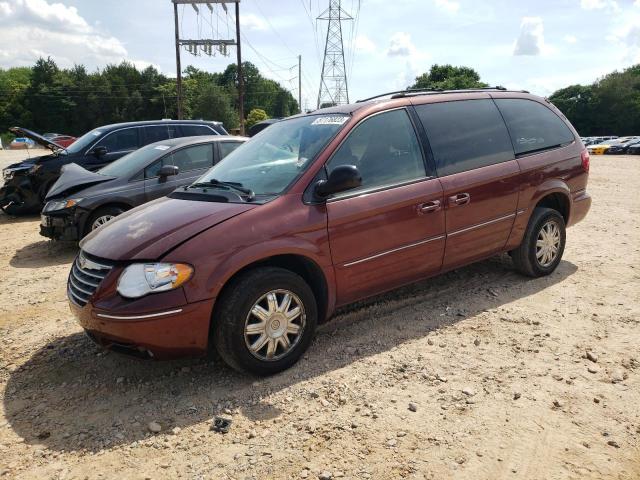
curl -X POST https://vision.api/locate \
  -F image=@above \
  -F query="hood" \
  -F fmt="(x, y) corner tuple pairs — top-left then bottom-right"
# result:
(45, 163), (114, 200)
(9, 126), (67, 153)
(80, 196), (257, 261)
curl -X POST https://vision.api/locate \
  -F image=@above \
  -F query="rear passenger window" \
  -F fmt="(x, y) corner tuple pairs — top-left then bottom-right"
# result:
(326, 109), (426, 192)
(218, 141), (243, 161)
(494, 99), (575, 155)
(181, 125), (215, 137)
(415, 99), (514, 176)
(144, 125), (179, 145)
(165, 144), (213, 172)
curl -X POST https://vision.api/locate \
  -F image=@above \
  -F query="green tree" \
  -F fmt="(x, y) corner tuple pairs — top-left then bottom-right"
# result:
(550, 64), (640, 136)
(246, 108), (268, 129)
(411, 64), (488, 90)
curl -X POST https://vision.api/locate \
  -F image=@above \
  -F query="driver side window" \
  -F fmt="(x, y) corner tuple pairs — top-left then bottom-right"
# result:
(97, 128), (139, 153)
(325, 109), (426, 193)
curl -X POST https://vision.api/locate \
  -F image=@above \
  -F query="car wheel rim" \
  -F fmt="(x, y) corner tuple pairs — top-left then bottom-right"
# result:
(244, 289), (306, 362)
(535, 220), (561, 268)
(91, 215), (115, 230)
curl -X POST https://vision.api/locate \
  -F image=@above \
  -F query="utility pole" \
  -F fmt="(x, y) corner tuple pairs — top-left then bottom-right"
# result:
(171, 0), (242, 129)
(173, 1), (183, 119)
(317, 0), (352, 108)
(298, 55), (302, 113)
(235, 1), (244, 135)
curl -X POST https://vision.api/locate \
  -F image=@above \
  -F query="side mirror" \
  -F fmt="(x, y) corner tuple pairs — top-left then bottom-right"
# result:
(92, 146), (107, 157)
(159, 164), (179, 179)
(315, 165), (362, 198)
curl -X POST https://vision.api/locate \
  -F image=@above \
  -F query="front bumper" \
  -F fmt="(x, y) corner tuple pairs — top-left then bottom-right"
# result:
(0, 175), (40, 212)
(40, 208), (88, 241)
(69, 295), (215, 359)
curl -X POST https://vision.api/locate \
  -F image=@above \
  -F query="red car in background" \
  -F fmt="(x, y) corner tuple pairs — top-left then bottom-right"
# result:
(43, 133), (76, 148)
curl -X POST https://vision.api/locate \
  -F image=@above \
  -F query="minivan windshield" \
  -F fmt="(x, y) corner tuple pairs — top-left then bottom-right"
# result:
(194, 114), (349, 197)
(65, 128), (104, 154)
(98, 143), (168, 177)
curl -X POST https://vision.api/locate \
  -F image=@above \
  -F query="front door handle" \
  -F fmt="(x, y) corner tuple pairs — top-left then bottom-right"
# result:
(448, 192), (471, 207)
(418, 200), (441, 213)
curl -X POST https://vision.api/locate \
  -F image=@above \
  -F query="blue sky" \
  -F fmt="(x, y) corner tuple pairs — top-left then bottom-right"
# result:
(1, 0), (639, 109)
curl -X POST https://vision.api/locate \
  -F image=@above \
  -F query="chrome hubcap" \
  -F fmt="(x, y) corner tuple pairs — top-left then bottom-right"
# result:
(244, 289), (305, 361)
(91, 215), (115, 230)
(536, 220), (561, 267)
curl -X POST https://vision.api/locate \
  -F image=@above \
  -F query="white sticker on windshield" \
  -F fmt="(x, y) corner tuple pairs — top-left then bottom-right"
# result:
(154, 145), (170, 150)
(91, 130), (102, 136)
(311, 116), (348, 126)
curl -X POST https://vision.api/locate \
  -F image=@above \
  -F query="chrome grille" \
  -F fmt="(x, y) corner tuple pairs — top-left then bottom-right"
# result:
(68, 251), (114, 307)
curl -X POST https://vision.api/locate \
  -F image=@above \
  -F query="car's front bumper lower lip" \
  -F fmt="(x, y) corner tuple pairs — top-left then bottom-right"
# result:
(40, 209), (87, 241)
(68, 297), (214, 359)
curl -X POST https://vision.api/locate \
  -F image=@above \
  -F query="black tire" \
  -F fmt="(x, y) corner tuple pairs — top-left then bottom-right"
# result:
(84, 206), (125, 236)
(511, 207), (566, 277)
(212, 267), (318, 376)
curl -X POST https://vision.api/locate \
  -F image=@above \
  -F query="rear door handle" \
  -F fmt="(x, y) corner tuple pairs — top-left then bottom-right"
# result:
(448, 193), (471, 207)
(418, 200), (441, 213)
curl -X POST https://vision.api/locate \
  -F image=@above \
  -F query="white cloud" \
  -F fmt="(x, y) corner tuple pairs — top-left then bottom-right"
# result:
(240, 13), (267, 31)
(387, 32), (417, 57)
(580, 0), (620, 12)
(354, 34), (376, 54)
(385, 32), (430, 90)
(564, 34), (578, 44)
(0, 0), (153, 70)
(609, 21), (640, 62)
(513, 17), (550, 56)
(434, 0), (460, 14)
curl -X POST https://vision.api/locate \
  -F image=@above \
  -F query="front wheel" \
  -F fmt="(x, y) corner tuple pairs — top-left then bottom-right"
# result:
(84, 206), (125, 236)
(212, 267), (317, 375)
(511, 207), (566, 277)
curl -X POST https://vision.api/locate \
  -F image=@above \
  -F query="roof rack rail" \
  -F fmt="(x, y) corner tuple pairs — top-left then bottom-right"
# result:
(356, 86), (529, 103)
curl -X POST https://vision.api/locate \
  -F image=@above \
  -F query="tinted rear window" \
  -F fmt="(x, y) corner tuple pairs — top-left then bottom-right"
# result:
(415, 99), (514, 176)
(494, 99), (575, 155)
(181, 125), (216, 136)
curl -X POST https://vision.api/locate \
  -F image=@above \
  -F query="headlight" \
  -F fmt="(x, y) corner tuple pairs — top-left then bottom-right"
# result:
(44, 198), (82, 212)
(117, 263), (193, 299)
(29, 164), (42, 174)
(2, 169), (14, 181)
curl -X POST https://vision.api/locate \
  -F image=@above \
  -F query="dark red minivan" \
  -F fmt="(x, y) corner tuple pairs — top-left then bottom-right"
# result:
(68, 88), (591, 374)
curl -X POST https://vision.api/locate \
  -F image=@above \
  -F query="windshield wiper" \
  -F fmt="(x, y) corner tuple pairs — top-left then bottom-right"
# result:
(187, 179), (255, 201)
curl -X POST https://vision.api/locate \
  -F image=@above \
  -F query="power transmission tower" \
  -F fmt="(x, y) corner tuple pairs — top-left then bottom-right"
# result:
(171, 0), (244, 133)
(317, 0), (352, 108)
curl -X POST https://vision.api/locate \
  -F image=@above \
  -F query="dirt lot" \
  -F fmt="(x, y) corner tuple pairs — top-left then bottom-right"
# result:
(0, 153), (638, 480)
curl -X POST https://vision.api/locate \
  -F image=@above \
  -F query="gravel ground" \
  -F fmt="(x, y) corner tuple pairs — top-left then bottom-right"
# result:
(0, 153), (638, 480)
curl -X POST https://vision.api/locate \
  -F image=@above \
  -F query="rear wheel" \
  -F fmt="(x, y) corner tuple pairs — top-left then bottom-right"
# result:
(84, 206), (125, 236)
(212, 267), (317, 375)
(511, 207), (566, 277)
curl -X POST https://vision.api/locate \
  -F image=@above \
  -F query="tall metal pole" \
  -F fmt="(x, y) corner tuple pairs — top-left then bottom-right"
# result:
(173, 2), (183, 119)
(235, 1), (244, 135)
(298, 55), (302, 113)
(317, 0), (351, 108)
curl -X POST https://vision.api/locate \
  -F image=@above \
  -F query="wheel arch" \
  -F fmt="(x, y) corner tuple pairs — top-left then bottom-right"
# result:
(533, 191), (570, 224)
(209, 253), (330, 336)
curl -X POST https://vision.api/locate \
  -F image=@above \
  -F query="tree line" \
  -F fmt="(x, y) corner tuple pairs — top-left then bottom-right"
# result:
(410, 64), (640, 137)
(1, 59), (638, 140)
(0, 57), (299, 139)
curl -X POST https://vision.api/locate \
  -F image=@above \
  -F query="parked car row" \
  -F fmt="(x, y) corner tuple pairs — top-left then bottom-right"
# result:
(41, 135), (246, 240)
(585, 136), (640, 155)
(64, 89), (591, 375)
(0, 120), (228, 215)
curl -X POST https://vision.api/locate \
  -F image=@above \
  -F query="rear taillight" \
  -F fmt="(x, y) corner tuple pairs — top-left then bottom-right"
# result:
(581, 149), (590, 173)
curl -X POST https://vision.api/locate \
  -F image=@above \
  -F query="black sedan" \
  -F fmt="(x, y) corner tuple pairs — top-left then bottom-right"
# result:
(605, 137), (640, 154)
(40, 135), (246, 241)
(0, 120), (227, 215)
